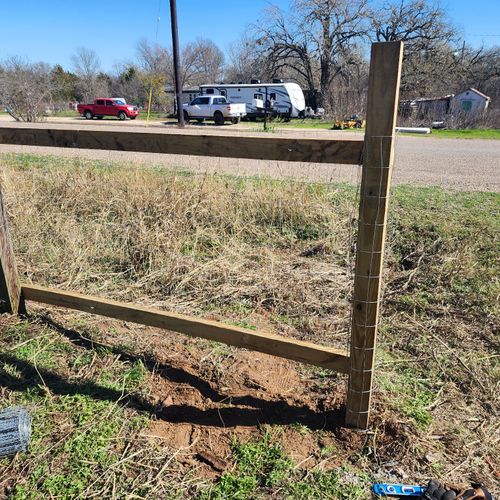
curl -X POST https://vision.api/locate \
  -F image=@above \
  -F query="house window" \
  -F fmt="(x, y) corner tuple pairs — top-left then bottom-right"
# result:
(206, 88), (215, 95)
(461, 100), (472, 111)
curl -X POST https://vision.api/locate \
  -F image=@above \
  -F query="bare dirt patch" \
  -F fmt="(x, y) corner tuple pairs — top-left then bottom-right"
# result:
(34, 309), (406, 477)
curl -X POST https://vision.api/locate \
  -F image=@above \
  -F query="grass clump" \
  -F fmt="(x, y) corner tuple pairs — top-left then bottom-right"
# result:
(203, 433), (292, 498)
(378, 357), (435, 428)
(12, 394), (123, 499)
(201, 432), (369, 499)
(0, 319), (182, 499)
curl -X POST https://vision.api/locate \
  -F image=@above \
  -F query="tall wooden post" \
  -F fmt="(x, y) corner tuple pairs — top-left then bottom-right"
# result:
(346, 41), (403, 429)
(0, 187), (22, 314)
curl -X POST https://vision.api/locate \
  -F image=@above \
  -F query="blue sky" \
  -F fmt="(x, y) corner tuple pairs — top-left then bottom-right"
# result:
(0, 0), (498, 71)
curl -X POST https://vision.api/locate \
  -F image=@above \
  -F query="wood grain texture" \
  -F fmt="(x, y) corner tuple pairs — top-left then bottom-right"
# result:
(345, 41), (404, 429)
(0, 127), (363, 165)
(22, 284), (350, 373)
(0, 191), (22, 314)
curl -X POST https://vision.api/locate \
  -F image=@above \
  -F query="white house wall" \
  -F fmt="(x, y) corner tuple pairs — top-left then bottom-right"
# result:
(452, 90), (489, 114)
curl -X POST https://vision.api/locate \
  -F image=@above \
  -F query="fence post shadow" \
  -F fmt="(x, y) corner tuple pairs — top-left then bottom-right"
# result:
(4, 313), (346, 430)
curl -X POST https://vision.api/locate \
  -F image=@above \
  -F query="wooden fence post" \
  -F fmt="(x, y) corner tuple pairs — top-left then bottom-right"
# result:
(346, 41), (403, 429)
(0, 185), (22, 315)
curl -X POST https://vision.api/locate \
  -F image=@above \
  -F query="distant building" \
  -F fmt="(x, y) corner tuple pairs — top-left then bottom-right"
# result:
(400, 95), (453, 121)
(451, 88), (490, 114)
(399, 88), (491, 122)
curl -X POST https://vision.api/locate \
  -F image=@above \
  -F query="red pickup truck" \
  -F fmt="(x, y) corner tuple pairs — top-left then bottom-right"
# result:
(77, 98), (139, 120)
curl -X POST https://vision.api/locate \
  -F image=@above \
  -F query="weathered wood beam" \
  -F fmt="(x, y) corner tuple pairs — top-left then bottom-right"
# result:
(22, 284), (350, 373)
(0, 190), (22, 314)
(0, 126), (363, 165)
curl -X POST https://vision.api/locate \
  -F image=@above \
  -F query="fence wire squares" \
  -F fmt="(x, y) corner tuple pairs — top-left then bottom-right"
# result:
(0, 145), (362, 356)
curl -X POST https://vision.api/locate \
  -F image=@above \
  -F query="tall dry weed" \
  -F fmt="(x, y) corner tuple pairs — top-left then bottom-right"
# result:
(1, 154), (357, 346)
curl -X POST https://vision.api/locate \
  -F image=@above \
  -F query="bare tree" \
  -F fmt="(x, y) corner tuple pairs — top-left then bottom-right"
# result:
(458, 45), (500, 100)
(255, 0), (369, 112)
(71, 47), (108, 102)
(328, 47), (369, 118)
(372, 0), (454, 44)
(181, 38), (225, 86)
(136, 39), (172, 111)
(137, 38), (225, 88)
(0, 57), (56, 122)
(225, 35), (269, 83)
(136, 39), (172, 76)
(370, 0), (457, 97)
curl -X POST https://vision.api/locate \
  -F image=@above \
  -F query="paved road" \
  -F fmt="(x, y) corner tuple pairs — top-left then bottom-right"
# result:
(0, 117), (498, 191)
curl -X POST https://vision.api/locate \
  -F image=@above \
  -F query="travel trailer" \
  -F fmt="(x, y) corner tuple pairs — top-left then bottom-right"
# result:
(198, 82), (306, 119)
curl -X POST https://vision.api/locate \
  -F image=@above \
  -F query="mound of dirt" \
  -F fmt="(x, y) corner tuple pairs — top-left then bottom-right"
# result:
(90, 320), (410, 474)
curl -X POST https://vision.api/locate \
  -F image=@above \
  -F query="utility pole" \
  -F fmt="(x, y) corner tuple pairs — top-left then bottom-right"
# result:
(169, 0), (184, 127)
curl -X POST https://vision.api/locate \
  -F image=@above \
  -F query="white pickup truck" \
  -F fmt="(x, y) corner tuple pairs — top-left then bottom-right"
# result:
(183, 95), (246, 125)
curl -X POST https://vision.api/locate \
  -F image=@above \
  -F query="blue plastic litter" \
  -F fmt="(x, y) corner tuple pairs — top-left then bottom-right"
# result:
(373, 483), (426, 497)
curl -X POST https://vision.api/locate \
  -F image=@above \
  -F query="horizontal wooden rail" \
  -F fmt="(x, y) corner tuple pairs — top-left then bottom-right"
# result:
(22, 284), (350, 373)
(0, 126), (363, 165)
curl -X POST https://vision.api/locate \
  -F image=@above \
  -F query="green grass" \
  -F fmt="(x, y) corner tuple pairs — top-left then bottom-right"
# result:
(388, 186), (499, 315)
(432, 128), (500, 139)
(245, 118), (499, 138)
(0, 322), (159, 498)
(378, 352), (435, 428)
(12, 394), (125, 499)
(242, 119), (348, 131)
(402, 128), (500, 139)
(201, 432), (369, 499)
(50, 110), (80, 118)
(272, 119), (340, 130)
(135, 111), (165, 121)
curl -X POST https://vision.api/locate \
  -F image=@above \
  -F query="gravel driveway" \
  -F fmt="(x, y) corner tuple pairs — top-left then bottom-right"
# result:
(0, 117), (498, 191)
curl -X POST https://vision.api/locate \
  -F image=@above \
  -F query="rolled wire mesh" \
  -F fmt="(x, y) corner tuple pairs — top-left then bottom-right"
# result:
(0, 406), (31, 457)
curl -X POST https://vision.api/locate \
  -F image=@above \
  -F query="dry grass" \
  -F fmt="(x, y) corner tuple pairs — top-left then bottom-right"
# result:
(2, 153), (358, 348)
(0, 152), (498, 497)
